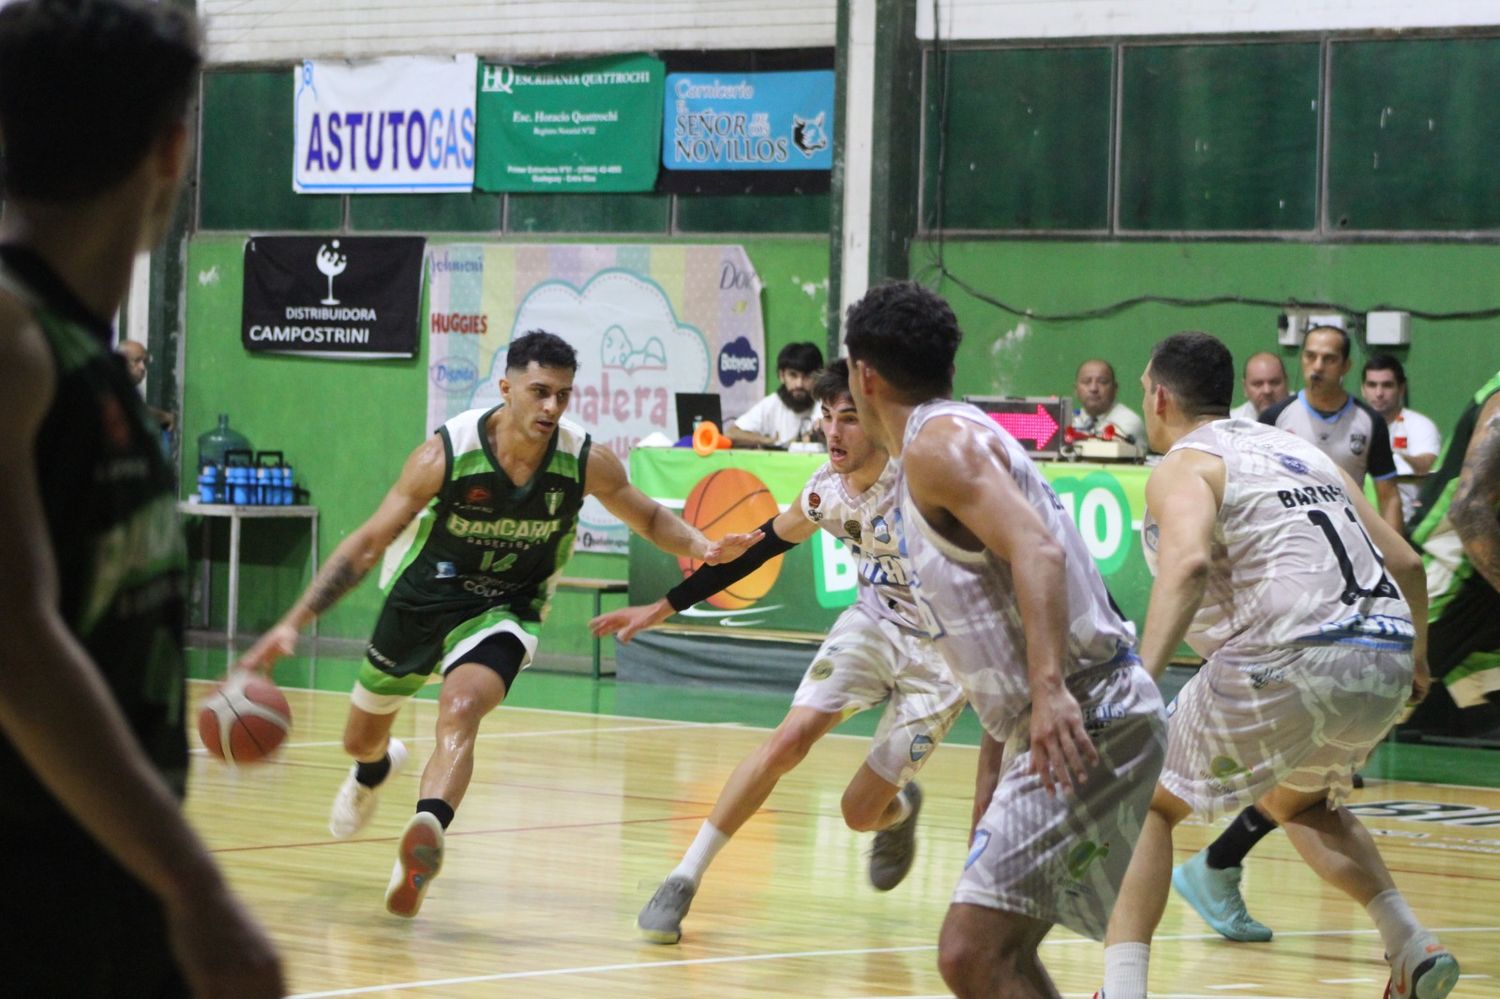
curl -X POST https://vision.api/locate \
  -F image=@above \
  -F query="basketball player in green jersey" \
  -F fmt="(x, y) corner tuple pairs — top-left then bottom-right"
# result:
(241, 331), (760, 917)
(0, 2), (282, 996)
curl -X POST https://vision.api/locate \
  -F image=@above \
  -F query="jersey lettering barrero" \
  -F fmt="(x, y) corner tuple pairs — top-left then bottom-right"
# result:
(1145, 419), (1413, 657)
(380, 406), (590, 618)
(897, 400), (1134, 730)
(799, 457), (921, 631)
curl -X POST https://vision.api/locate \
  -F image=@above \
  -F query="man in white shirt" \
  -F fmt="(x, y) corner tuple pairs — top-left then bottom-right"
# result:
(1073, 359), (1147, 456)
(725, 341), (823, 446)
(1362, 353), (1442, 521)
(1228, 351), (1289, 421)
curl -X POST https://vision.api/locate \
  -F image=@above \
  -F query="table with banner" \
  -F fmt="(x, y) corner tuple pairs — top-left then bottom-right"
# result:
(620, 447), (1160, 693)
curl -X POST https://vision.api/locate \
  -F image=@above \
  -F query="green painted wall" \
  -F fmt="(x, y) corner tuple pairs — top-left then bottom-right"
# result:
(182, 235), (829, 653)
(918, 240), (1500, 437)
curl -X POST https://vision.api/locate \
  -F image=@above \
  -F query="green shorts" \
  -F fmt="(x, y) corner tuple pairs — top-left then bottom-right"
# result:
(353, 600), (542, 714)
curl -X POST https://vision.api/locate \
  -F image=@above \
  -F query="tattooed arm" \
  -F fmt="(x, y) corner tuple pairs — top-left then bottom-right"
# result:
(1450, 396), (1500, 594)
(237, 436), (446, 673)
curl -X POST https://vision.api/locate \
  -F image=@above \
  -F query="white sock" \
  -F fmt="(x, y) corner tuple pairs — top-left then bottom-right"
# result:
(671, 822), (729, 886)
(1102, 942), (1150, 999)
(1367, 889), (1423, 956)
(884, 786), (914, 828)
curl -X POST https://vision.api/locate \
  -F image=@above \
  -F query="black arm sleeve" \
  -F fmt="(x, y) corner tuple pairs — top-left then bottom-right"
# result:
(666, 515), (798, 611)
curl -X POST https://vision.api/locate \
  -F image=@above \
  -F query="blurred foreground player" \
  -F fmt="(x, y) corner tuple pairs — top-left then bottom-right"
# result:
(847, 282), (1167, 999)
(0, 1), (281, 996)
(1095, 333), (1456, 999)
(593, 361), (966, 943)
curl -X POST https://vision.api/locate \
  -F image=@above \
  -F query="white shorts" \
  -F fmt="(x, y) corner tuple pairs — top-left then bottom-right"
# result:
(954, 659), (1167, 941)
(791, 605), (967, 787)
(1160, 644), (1411, 817)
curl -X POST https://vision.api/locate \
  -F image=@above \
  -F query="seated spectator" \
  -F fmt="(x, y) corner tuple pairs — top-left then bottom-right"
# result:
(726, 341), (822, 446)
(1361, 353), (1441, 520)
(1072, 358), (1146, 455)
(1229, 351), (1289, 420)
(115, 339), (174, 431)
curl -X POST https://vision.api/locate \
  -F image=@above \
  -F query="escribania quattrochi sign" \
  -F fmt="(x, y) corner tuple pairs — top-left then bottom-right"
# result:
(242, 236), (425, 359)
(474, 54), (665, 193)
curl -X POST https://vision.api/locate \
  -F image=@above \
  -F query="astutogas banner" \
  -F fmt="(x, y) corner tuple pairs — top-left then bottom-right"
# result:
(475, 54), (664, 192)
(662, 70), (834, 172)
(242, 236), (425, 358)
(294, 56), (477, 193)
(425, 244), (767, 554)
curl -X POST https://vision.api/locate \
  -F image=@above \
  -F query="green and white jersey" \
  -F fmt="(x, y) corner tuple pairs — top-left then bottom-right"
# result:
(379, 406), (590, 620)
(1411, 370), (1500, 622)
(0, 250), (188, 825)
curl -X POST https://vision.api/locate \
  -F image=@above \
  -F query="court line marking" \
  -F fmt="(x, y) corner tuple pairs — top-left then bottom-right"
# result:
(286, 925), (1500, 998)
(186, 680), (1500, 783)
(187, 719), (742, 755)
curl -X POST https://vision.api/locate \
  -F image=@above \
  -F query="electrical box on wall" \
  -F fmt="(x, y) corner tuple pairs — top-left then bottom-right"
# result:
(1279, 310), (1308, 347)
(1366, 311), (1412, 346)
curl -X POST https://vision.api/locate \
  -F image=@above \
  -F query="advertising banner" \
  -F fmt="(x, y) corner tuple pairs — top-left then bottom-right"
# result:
(425, 243), (767, 554)
(628, 450), (1154, 637)
(661, 69), (835, 179)
(294, 55), (477, 193)
(475, 54), (664, 192)
(242, 236), (425, 358)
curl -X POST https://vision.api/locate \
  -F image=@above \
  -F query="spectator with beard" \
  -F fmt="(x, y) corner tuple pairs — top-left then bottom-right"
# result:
(726, 341), (823, 447)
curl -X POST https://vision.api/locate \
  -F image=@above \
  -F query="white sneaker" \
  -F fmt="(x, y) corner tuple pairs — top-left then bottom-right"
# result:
(1385, 932), (1460, 999)
(328, 738), (408, 838)
(385, 812), (444, 918)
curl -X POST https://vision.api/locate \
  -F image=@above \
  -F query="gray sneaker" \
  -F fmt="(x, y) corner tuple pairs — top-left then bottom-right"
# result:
(637, 875), (696, 944)
(869, 782), (923, 891)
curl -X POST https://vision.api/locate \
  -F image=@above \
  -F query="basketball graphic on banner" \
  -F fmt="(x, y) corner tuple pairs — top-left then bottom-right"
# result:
(678, 468), (783, 609)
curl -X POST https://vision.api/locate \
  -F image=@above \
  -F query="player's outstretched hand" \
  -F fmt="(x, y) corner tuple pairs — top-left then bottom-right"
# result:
(1028, 683), (1099, 796)
(165, 878), (284, 999)
(700, 529), (764, 565)
(1409, 647), (1432, 705)
(590, 598), (673, 644)
(235, 622), (298, 675)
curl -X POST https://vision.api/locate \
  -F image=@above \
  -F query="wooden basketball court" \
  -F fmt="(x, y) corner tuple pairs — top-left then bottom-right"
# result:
(187, 679), (1499, 998)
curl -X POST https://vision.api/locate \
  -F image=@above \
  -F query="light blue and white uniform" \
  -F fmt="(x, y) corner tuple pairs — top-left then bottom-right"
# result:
(898, 399), (1167, 941)
(791, 458), (966, 788)
(1146, 419), (1414, 815)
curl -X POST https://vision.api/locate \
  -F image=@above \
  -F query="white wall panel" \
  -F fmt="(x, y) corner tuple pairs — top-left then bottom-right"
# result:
(916, 0), (1500, 41)
(200, 1), (837, 65)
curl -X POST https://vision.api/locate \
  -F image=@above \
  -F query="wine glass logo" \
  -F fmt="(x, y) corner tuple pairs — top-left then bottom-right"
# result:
(316, 240), (348, 305)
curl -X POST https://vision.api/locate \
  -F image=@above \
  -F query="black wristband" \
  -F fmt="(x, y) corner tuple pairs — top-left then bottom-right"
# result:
(666, 515), (797, 611)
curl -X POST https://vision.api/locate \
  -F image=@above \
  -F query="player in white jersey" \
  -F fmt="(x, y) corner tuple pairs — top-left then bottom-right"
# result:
(592, 360), (967, 944)
(843, 281), (1167, 999)
(1096, 332), (1458, 999)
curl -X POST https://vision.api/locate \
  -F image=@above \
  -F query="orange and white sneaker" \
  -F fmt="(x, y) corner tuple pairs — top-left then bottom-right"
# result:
(385, 812), (444, 918)
(1384, 933), (1459, 999)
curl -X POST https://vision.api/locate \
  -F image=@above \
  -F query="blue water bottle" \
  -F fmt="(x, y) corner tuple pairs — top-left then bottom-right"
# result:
(255, 466), (270, 505)
(197, 463), (220, 504)
(230, 466), (251, 505)
(281, 466), (295, 505)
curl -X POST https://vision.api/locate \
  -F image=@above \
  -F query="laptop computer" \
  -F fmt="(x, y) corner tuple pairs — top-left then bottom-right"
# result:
(674, 392), (723, 440)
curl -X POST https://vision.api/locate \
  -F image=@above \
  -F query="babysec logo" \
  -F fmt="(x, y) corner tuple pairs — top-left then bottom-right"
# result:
(717, 336), (760, 388)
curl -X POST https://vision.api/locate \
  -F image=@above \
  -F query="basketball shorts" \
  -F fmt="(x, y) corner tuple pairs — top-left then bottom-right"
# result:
(352, 598), (542, 714)
(1159, 643), (1412, 816)
(955, 659), (1167, 941)
(791, 604), (968, 787)
(1430, 574), (1500, 707)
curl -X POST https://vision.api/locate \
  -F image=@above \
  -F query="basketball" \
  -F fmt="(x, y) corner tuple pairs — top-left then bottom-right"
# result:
(678, 467), (784, 610)
(198, 671), (292, 765)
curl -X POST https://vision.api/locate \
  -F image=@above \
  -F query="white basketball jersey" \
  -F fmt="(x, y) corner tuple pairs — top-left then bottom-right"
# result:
(799, 457), (922, 631)
(1145, 419), (1414, 658)
(897, 400), (1135, 733)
